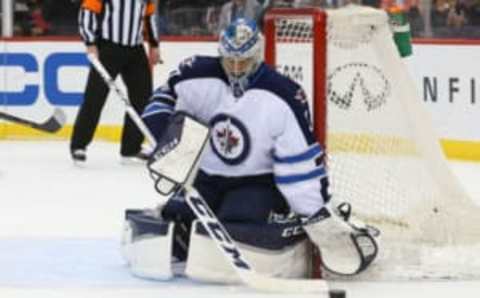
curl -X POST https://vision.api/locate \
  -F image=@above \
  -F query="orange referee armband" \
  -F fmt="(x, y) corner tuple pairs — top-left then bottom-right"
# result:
(82, 0), (103, 14)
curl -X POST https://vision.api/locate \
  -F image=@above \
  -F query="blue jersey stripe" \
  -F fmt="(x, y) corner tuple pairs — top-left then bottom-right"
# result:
(142, 108), (173, 119)
(274, 144), (322, 164)
(142, 102), (173, 118)
(275, 166), (326, 184)
(152, 93), (175, 104)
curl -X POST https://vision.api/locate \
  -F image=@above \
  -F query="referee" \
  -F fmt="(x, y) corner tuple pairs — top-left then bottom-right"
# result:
(71, 0), (161, 164)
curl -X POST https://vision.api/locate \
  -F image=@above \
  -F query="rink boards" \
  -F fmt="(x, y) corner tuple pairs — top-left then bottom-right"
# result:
(0, 38), (479, 160)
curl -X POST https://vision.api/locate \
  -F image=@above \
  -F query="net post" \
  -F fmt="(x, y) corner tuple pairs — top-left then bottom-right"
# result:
(263, 7), (329, 279)
(264, 12), (276, 67)
(311, 9), (327, 149)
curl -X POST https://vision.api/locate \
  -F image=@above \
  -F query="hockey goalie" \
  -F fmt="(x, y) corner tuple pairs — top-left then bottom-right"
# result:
(121, 17), (379, 283)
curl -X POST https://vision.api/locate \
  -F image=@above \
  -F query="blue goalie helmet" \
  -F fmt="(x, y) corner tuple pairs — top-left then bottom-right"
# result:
(218, 18), (264, 97)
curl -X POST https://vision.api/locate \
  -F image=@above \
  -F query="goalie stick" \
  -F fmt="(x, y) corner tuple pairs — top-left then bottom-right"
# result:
(0, 108), (66, 133)
(88, 53), (177, 193)
(89, 55), (345, 297)
(87, 53), (157, 146)
(181, 168), (342, 295)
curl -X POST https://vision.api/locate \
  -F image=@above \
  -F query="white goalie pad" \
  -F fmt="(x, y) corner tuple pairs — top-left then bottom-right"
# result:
(147, 113), (210, 195)
(185, 220), (312, 284)
(121, 210), (175, 280)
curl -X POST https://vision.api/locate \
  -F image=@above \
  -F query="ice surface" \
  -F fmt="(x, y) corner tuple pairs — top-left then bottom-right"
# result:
(1, 140), (479, 298)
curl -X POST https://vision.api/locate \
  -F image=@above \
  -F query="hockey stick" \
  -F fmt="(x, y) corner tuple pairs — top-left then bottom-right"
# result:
(89, 54), (344, 296)
(0, 108), (66, 133)
(87, 53), (177, 191)
(182, 175), (340, 295)
(87, 53), (157, 146)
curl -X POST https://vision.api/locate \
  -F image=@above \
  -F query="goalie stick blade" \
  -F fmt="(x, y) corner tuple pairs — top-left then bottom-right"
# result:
(0, 108), (66, 133)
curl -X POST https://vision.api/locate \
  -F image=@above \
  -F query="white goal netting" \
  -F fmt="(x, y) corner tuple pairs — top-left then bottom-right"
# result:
(267, 5), (480, 280)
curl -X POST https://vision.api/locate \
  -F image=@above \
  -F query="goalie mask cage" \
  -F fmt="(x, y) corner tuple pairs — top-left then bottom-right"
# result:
(264, 5), (480, 280)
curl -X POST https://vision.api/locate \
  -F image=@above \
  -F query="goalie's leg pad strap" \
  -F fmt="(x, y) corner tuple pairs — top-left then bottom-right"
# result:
(185, 220), (311, 284)
(121, 209), (175, 280)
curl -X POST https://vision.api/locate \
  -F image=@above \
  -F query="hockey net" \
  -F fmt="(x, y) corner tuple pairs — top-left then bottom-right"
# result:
(264, 5), (480, 280)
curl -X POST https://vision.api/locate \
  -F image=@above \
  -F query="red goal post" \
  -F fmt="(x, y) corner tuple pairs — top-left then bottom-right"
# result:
(264, 7), (327, 148)
(264, 8), (329, 279)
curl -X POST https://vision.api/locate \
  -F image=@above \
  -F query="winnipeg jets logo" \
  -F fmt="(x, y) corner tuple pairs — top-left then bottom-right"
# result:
(210, 114), (250, 165)
(216, 127), (239, 154)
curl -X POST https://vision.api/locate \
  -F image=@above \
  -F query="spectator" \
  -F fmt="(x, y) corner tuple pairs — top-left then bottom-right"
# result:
(256, 0), (296, 30)
(30, 0), (50, 36)
(13, 0), (50, 36)
(206, 5), (222, 34)
(447, 0), (467, 28)
(13, 0), (32, 36)
(217, 0), (262, 33)
(407, 1), (425, 36)
(42, 0), (80, 35)
(166, 2), (211, 35)
(70, 0), (161, 164)
(432, 0), (453, 27)
(157, 0), (170, 35)
(466, 0), (480, 25)
(382, 0), (424, 36)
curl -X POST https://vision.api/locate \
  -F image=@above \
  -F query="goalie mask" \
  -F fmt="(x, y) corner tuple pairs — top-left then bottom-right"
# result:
(218, 18), (264, 97)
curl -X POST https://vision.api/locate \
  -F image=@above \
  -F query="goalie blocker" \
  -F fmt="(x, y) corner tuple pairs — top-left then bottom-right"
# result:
(122, 112), (379, 282)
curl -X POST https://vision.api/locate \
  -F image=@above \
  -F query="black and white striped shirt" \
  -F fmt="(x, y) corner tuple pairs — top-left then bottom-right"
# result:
(79, 0), (159, 47)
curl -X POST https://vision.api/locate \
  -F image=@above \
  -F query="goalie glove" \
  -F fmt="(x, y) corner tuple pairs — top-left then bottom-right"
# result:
(147, 112), (210, 195)
(303, 202), (380, 276)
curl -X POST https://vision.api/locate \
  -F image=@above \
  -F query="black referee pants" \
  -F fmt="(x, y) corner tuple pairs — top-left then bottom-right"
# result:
(71, 40), (152, 156)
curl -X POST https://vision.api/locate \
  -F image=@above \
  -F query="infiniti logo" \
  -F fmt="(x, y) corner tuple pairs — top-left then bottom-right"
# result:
(328, 62), (390, 111)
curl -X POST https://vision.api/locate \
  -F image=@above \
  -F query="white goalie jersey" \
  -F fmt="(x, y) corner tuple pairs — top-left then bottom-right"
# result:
(143, 55), (329, 216)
